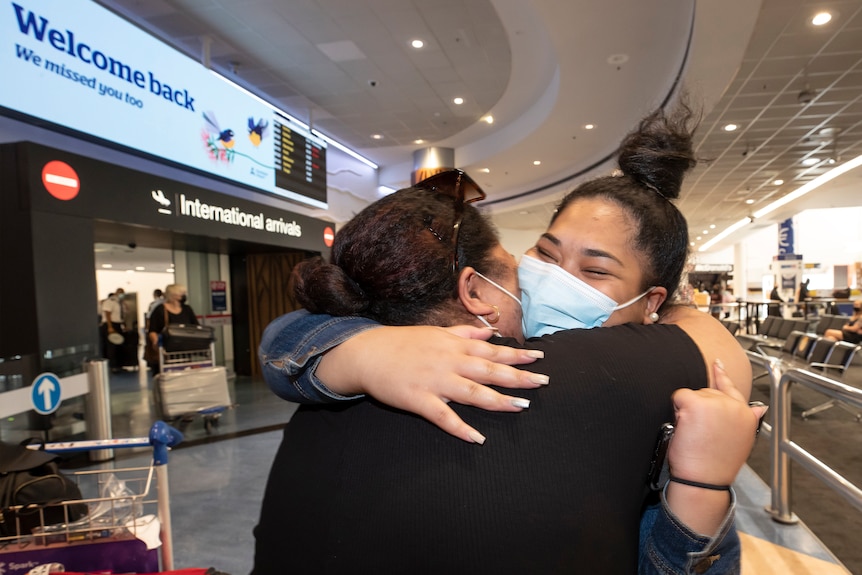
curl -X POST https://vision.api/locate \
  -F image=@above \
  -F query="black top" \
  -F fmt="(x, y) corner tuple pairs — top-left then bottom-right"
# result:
(252, 323), (707, 574)
(146, 303), (198, 334)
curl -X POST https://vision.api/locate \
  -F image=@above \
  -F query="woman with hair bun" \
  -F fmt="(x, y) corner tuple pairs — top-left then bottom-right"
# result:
(253, 103), (763, 574)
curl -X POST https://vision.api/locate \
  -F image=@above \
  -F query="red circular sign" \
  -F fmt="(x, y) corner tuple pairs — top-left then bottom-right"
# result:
(41, 160), (80, 200)
(323, 226), (335, 247)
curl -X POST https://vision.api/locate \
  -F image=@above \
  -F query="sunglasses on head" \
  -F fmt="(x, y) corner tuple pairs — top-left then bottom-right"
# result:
(417, 169), (486, 273)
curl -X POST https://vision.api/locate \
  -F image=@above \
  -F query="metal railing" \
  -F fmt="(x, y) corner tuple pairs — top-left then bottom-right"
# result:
(748, 350), (862, 524)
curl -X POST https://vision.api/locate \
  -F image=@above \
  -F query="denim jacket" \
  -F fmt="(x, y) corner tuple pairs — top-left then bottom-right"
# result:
(259, 309), (741, 575)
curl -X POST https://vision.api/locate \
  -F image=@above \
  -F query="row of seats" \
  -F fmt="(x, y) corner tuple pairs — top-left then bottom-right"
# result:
(752, 329), (862, 420)
(737, 316), (812, 349)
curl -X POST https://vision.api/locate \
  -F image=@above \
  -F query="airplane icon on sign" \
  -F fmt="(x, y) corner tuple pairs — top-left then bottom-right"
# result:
(152, 189), (172, 214)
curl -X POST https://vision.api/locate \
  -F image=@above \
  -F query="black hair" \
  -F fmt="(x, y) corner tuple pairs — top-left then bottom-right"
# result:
(551, 101), (698, 309)
(292, 186), (504, 326)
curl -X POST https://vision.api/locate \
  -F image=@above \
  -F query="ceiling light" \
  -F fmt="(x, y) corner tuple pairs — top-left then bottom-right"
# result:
(135, 266), (145, 271)
(745, 199), (755, 204)
(125, 269), (135, 274)
(371, 134), (383, 140)
(773, 179), (784, 185)
(453, 97), (464, 105)
(723, 123), (738, 132)
(696, 236), (702, 241)
(166, 268), (174, 273)
(101, 264), (112, 269)
(377, 185), (396, 196)
(411, 39), (424, 48)
(413, 139), (424, 145)
(752, 153), (862, 222)
(480, 168), (490, 173)
(690, 242), (696, 247)
(811, 12), (832, 26)
(702, 230), (709, 235)
(482, 115), (494, 124)
(801, 157), (819, 166)
(709, 224), (716, 229)
(532, 160), (541, 166)
(584, 124), (595, 130)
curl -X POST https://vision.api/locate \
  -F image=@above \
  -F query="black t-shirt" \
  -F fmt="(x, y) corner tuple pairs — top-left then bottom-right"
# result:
(252, 323), (707, 574)
(147, 304), (198, 334)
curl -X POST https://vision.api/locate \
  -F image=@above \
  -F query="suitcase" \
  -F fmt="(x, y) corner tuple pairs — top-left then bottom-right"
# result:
(161, 324), (215, 352)
(154, 366), (231, 419)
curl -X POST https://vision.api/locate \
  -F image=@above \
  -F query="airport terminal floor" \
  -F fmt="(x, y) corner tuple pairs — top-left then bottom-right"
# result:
(2, 362), (859, 574)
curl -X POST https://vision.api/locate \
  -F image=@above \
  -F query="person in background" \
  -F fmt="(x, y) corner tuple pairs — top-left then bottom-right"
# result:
(144, 288), (164, 332)
(768, 285), (784, 317)
(709, 283), (723, 319)
(824, 301), (862, 344)
(100, 288), (125, 373)
(146, 284), (197, 374)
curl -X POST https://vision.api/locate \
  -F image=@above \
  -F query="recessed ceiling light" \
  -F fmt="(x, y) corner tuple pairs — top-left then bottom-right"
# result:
(584, 124), (595, 130)
(745, 199), (755, 204)
(480, 168), (490, 173)
(709, 224), (716, 229)
(101, 264), (112, 269)
(802, 157), (819, 166)
(125, 269), (135, 274)
(135, 266), (145, 271)
(696, 236), (702, 241)
(371, 134), (383, 140)
(812, 11), (832, 26)
(532, 160), (541, 166)
(453, 97), (464, 105)
(414, 139), (425, 144)
(482, 115), (494, 124)
(411, 39), (424, 49)
(690, 242), (696, 247)
(702, 230), (709, 235)
(773, 179), (784, 185)
(723, 123), (738, 132)
(166, 268), (174, 273)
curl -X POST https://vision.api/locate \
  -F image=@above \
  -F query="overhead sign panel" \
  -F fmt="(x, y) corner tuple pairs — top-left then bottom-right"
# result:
(0, 0), (327, 207)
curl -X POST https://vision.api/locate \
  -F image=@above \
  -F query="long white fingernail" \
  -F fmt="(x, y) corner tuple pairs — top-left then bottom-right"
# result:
(511, 397), (531, 409)
(525, 349), (544, 359)
(529, 373), (550, 385)
(468, 430), (487, 445)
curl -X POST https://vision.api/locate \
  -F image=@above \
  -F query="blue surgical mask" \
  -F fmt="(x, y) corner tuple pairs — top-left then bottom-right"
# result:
(518, 254), (653, 338)
(473, 271), (521, 335)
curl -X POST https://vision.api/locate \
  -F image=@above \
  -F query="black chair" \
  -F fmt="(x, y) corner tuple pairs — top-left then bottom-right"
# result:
(766, 317), (787, 338)
(801, 344), (862, 421)
(758, 316), (777, 336)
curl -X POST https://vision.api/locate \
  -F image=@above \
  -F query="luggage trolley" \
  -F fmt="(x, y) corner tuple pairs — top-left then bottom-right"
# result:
(155, 340), (233, 433)
(0, 421), (183, 573)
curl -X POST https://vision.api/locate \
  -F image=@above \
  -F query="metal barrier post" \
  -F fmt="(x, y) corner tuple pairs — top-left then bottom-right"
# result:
(85, 359), (114, 461)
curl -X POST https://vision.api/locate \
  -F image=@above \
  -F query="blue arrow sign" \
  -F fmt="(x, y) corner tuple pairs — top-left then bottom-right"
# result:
(31, 372), (62, 415)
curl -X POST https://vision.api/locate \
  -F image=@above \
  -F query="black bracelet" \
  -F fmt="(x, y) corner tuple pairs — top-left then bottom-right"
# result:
(668, 476), (731, 491)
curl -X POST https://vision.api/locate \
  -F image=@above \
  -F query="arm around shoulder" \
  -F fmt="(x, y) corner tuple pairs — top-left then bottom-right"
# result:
(258, 309), (382, 403)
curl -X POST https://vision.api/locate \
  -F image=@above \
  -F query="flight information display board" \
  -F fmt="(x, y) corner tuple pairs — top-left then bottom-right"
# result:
(274, 118), (327, 204)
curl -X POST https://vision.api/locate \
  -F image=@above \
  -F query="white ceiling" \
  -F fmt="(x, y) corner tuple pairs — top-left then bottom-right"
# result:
(22, 0), (862, 268)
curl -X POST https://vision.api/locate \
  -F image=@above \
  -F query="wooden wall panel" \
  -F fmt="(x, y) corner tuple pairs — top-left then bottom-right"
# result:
(246, 251), (307, 377)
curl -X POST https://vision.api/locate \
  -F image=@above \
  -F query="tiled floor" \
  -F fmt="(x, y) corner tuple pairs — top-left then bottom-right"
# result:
(1, 366), (854, 574)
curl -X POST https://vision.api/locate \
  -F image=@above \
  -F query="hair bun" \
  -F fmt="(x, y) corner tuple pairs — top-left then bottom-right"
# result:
(292, 256), (369, 315)
(617, 102), (698, 200)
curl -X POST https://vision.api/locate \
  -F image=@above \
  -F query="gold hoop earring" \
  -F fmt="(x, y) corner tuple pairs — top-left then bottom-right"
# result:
(487, 304), (501, 324)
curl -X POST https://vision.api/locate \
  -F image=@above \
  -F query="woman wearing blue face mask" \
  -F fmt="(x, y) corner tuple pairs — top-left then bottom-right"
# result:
(253, 105), (763, 575)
